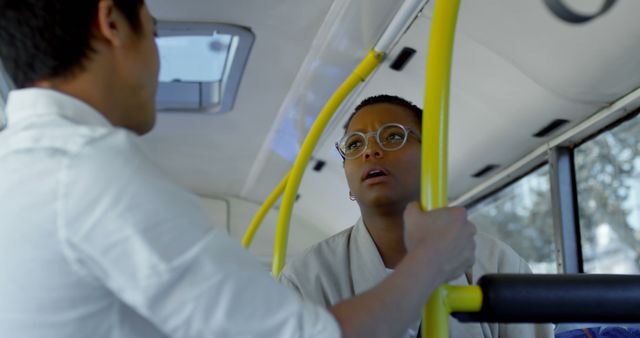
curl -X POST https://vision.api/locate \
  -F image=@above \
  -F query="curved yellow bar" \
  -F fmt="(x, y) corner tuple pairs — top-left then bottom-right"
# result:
(271, 50), (384, 277)
(242, 173), (289, 248)
(420, 0), (462, 337)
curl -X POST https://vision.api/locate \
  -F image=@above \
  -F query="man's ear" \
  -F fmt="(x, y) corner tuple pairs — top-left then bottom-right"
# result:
(95, 0), (128, 47)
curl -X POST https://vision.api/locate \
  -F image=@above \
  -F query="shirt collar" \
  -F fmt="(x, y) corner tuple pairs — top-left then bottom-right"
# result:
(6, 88), (113, 128)
(350, 218), (388, 295)
(349, 217), (471, 296)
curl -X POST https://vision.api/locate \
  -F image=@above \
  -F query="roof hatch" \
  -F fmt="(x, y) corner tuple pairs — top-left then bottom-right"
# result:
(155, 22), (254, 114)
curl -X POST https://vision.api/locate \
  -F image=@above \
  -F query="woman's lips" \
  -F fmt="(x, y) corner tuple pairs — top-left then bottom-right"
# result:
(361, 166), (390, 182)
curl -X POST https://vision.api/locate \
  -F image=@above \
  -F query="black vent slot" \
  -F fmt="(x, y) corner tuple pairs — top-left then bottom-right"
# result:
(389, 47), (416, 71)
(472, 164), (499, 178)
(313, 160), (326, 172)
(533, 119), (569, 138)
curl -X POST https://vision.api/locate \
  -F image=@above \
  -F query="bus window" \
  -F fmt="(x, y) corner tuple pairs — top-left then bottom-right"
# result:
(0, 60), (10, 130)
(575, 114), (640, 274)
(468, 165), (557, 273)
(0, 91), (6, 130)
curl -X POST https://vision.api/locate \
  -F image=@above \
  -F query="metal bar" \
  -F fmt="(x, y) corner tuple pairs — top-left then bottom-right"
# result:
(374, 0), (428, 53)
(549, 147), (583, 273)
(455, 274), (640, 323)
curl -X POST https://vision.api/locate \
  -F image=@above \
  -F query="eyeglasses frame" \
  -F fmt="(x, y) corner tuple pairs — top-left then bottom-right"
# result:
(335, 122), (422, 160)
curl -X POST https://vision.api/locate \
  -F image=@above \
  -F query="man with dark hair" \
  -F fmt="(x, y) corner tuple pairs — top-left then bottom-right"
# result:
(0, 1), (476, 337)
(0, 0), (145, 90)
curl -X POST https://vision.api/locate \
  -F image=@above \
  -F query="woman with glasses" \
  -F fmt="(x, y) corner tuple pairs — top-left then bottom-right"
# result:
(279, 95), (553, 338)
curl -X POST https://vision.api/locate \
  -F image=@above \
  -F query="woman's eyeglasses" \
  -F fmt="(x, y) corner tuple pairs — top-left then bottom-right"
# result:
(335, 123), (421, 160)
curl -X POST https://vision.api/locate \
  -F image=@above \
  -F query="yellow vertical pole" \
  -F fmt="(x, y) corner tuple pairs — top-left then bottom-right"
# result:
(420, 0), (462, 337)
(426, 286), (450, 338)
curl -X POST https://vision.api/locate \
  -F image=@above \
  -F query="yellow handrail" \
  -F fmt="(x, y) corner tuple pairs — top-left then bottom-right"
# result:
(446, 285), (483, 313)
(420, 0), (474, 337)
(244, 0), (483, 334)
(242, 173), (290, 248)
(425, 286), (483, 337)
(271, 50), (384, 277)
(420, 0), (459, 211)
(243, 0), (424, 254)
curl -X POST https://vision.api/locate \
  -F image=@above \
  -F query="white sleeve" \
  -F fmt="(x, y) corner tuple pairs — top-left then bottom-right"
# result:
(58, 131), (341, 338)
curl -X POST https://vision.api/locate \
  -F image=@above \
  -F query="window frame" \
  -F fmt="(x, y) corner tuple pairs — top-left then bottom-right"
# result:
(0, 59), (14, 131)
(456, 91), (640, 275)
(571, 110), (640, 274)
(155, 22), (254, 114)
(467, 163), (558, 273)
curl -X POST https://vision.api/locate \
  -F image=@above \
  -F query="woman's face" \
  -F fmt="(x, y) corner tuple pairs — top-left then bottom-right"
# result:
(343, 103), (422, 210)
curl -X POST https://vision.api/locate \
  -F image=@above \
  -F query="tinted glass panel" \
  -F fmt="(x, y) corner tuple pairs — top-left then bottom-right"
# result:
(575, 115), (640, 274)
(469, 165), (557, 273)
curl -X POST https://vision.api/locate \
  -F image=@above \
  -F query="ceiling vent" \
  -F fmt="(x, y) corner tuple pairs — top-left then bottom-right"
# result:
(312, 159), (327, 172)
(389, 47), (416, 71)
(533, 119), (569, 138)
(472, 164), (499, 178)
(155, 22), (254, 114)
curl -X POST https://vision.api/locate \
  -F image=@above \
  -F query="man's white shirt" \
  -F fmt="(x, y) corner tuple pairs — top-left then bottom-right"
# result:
(0, 88), (340, 338)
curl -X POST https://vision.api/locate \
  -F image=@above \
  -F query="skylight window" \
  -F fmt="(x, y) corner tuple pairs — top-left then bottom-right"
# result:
(157, 35), (231, 83)
(155, 22), (254, 113)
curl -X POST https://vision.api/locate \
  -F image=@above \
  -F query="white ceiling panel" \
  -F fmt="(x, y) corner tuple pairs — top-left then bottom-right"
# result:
(139, 0), (640, 237)
(296, 0), (640, 223)
(141, 0), (335, 196)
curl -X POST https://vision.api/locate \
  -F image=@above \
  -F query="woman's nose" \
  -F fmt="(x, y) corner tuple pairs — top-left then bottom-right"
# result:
(363, 138), (383, 159)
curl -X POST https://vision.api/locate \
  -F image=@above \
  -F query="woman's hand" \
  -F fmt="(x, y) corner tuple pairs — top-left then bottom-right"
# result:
(403, 203), (476, 283)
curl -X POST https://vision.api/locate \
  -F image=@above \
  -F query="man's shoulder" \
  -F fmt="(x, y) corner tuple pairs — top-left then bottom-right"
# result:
(5, 113), (138, 158)
(68, 128), (145, 164)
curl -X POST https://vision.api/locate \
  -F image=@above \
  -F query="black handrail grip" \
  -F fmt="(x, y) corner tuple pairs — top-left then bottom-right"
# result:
(454, 274), (640, 323)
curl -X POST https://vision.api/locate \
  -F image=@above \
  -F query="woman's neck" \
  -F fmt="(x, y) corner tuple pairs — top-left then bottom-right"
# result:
(361, 206), (408, 269)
